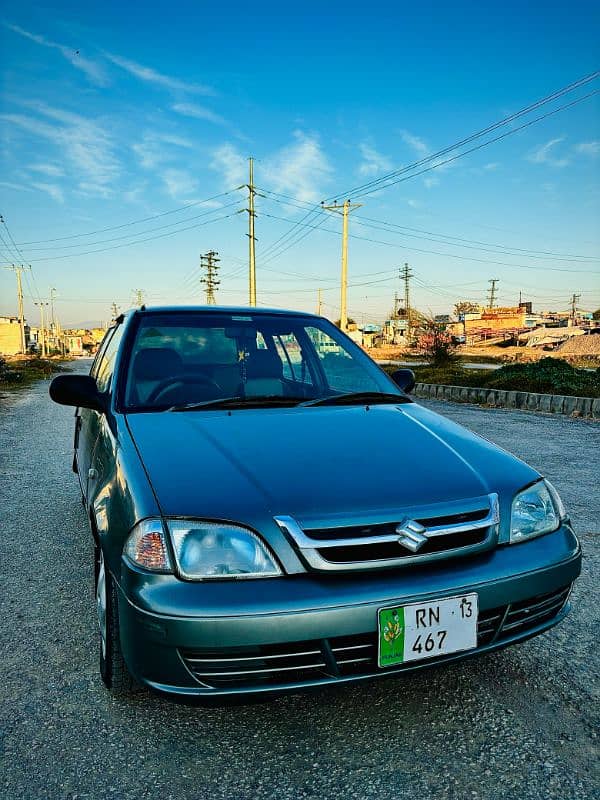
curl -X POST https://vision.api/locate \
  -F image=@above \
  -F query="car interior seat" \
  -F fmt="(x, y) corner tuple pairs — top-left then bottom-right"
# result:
(243, 349), (285, 396)
(129, 347), (184, 405)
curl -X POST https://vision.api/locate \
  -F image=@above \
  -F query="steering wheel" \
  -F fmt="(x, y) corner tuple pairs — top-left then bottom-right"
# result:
(147, 374), (223, 405)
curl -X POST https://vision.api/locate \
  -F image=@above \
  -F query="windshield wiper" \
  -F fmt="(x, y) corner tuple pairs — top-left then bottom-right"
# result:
(168, 395), (308, 412)
(301, 391), (410, 407)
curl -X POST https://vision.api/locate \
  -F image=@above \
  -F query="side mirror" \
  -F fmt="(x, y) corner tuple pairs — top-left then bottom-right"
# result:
(49, 374), (106, 413)
(390, 368), (416, 394)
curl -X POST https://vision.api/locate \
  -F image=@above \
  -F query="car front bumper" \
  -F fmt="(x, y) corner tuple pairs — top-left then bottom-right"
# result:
(116, 524), (581, 699)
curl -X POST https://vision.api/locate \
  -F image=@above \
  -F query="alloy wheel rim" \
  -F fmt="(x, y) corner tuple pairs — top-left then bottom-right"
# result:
(96, 550), (107, 658)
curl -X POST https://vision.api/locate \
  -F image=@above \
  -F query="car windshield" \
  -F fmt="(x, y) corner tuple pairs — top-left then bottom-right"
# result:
(123, 311), (402, 411)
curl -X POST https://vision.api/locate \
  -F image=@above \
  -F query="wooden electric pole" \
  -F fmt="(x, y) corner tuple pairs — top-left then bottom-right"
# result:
(321, 199), (362, 331)
(3, 264), (29, 353)
(246, 158), (257, 306)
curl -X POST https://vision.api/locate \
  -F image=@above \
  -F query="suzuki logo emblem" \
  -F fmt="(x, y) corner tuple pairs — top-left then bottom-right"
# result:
(396, 519), (428, 553)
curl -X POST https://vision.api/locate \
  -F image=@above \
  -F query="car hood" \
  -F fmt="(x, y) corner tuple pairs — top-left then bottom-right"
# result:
(125, 403), (539, 526)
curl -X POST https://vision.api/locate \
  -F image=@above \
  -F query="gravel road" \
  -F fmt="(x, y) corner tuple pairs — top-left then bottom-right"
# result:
(1, 367), (598, 800)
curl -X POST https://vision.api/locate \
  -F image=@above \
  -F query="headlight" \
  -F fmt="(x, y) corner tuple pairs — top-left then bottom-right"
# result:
(510, 480), (563, 543)
(167, 520), (282, 580)
(123, 519), (173, 571)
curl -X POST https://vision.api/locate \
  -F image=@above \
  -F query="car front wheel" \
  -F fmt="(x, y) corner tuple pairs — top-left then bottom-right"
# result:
(95, 546), (136, 696)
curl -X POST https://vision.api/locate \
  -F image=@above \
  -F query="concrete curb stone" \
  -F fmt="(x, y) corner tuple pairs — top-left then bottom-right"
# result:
(412, 383), (598, 419)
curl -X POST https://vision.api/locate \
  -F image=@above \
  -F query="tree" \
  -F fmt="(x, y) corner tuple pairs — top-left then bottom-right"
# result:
(416, 318), (459, 367)
(593, 308), (600, 320)
(454, 301), (479, 317)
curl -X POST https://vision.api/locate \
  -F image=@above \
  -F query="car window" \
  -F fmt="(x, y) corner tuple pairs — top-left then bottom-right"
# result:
(96, 324), (125, 393)
(124, 312), (397, 410)
(273, 333), (314, 386)
(90, 328), (115, 379)
(305, 326), (382, 393)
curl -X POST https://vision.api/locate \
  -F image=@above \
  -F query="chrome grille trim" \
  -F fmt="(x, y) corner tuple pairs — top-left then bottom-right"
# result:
(274, 493), (499, 572)
(180, 584), (571, 690)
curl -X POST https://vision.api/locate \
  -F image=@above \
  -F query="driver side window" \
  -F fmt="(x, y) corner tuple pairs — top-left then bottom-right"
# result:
(96, 325), (125, 394)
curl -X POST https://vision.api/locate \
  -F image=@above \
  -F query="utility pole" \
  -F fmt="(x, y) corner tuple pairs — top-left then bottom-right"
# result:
(400, 263), (413, 339)
(110, 302), (120, 321)
(246, 157), (257, 306)
(570, 293), (581, 324)
(200, 250), (220, 304)
(317, 288), (323, 316)
(321, 199), (363, 331)
(34, 300), (49, 357)
(3, 264), (29, 353)
(487, 279), (499, 309)
(132, 289), (145, 307)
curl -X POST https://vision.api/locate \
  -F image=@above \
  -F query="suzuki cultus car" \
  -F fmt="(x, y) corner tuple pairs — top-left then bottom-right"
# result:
(49, 307), (581, 700)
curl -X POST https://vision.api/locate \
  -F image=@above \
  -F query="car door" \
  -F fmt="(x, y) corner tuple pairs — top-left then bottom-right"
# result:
(75, 328), (115, 502)
(86, 322), (126, 508)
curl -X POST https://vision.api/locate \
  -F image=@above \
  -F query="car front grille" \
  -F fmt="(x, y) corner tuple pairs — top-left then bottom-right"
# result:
(180, 585), (571, 690)
(274, 494), (499, 572)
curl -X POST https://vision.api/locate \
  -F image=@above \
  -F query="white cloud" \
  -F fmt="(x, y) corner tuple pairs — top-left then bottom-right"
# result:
(162, 169), (198, 198)
(527, 137), (570, 168)
(104, 52), (214, 94)
(483, 162), (500, 171)
(357, 143), (392, 176)
(400, 130), (430, 157)
(132, 133), (193, 170)
(210, 143), (248, 187)
(407, 198), (422, 208)
(31, 182), (64, 202)
(171, 102), (226, 126)
(29, 162), (64, 177)
(1, 102), (119, 194)
(263, 131), (332, 202)
(212, 134), (332, 202)
(575, 141), (600, 157)
(4, 22), (109, 86)
(423, 176), (439, 188)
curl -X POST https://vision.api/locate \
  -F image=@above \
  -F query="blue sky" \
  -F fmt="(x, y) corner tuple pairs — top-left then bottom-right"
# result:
(1, 0), (599, 326)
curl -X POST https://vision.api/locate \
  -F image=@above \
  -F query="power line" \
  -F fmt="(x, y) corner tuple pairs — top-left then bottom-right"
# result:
(257, 188), (599, 265)
(13, 189), (240, 245)
(329, 71), (600, 199)
(25, 211), (242, 262)
(258, 211), (600, 274)
(21, 200), (242, 252)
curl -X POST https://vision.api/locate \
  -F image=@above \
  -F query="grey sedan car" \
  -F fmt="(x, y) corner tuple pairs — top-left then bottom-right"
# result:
(49, 306), (581, 700)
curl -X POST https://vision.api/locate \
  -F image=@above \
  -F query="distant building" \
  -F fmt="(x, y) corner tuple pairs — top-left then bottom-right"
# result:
(0, 316), (30, 355)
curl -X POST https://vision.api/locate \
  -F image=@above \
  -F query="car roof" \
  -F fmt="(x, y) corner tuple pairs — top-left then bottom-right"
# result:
(122, 305), (320, 319)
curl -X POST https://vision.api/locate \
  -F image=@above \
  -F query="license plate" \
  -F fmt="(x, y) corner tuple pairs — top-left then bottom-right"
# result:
(378, 593), (478, 667)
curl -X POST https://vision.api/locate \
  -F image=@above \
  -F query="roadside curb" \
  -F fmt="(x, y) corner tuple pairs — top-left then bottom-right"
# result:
(414, 383), (600, 419)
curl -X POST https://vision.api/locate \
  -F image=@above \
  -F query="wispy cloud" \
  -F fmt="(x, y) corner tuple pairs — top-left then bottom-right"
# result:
(104, 52), (214, 94)
(211, 144), (247, 187)
(171, 102), (226, 126)
(483, 162), (500, 171)
(0, 101), (120, 196)
(357, 143), (392, 176)
(264, 132), (332, 202)
(3, 22), (109, 86)
(399, 130), (430, 158)
(527, 137), (570, 168)
(132, 133), (193, 170)
(575, 141), (599, 157)
(423, 176), (439, 188)
(31, 182), (64, 203)
(29, 162), (64, 177)
(212, 131), (331, 202)
(162, 169), (198, 199)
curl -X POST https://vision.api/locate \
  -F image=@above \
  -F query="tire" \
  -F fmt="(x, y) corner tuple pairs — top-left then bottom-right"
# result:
(95, 546), (136, 696)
